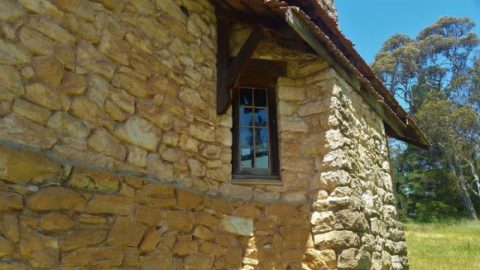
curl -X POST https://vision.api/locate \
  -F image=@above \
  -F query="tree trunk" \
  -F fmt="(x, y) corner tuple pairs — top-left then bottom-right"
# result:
(449, 156), (478, 220)
(467, 158), (480, 198)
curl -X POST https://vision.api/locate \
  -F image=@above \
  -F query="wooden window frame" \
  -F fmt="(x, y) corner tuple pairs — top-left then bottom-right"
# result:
(232, 81), (280, 181)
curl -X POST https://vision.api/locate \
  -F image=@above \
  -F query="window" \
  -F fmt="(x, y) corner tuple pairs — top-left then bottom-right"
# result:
(232, 86), (280, 180)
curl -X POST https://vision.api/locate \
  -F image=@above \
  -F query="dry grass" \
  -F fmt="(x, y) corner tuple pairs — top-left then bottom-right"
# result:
(405, 221), (480, 270)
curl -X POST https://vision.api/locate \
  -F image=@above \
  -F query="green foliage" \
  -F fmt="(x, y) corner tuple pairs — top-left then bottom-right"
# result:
(373, 16), (480, 221)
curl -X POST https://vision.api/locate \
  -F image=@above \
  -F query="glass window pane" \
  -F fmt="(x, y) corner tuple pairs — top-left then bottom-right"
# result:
(255, 148), (269, 169)
(240, 147), (254, 168)
(240, 88), (252, 106)
(254, 108), (268, 127)
(240, 107), (253, 127)
(255, 128), (269, 149)
(254, 89), (267, 107)
(240, 128), (254, 147)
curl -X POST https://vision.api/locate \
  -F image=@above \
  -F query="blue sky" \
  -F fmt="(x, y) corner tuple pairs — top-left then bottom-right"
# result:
(336, 0), (480, 64)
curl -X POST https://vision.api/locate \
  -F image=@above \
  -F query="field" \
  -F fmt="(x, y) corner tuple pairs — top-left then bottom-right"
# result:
(405, 221), (480, 270)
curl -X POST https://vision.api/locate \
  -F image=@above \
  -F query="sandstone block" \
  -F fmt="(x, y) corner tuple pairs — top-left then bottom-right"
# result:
(12, 98), (51, 124)
(147, 158), (174, 180)
(47, 111), (90, 139)
(76, 40), (115, 79)
(86, 194), (133, 215)
(304, 248), (336, 270)
(26, 187), (86, 211)
(0, 145), (62, 184)
(139, 227), (161, 252)
(110, 88), (135, 114)
(77, 213), (107, 224)
(179, 88), (206, 110)
(62, 246), (124, 268)
(32, 55), (64, 87)
(127, 145), (147, 167)
(280, 117), (309, 133)
(88, 128), (126, 160)
(19, 26), (54, 56)
(99, 29), (130, 65)
(219, 184), (252, 200)
(139, 253), (174, 270)
(135, 183), (176, 208)
(137, 99), (174, 131)
(188, 123), (215, 143)
(0, 0), (24, 22)
(184, 254), (213, 270)
(155, 0), (186, 22)
(188, 159), (206, 177)
(177, 189), (203, 210)
(314, 230), (360, 249)
(0, 191), (23, 211)
(60, 228), (106, 251)
(220, 215), (253, 236)
(278, 86), (305, 101)
(0, 262), (29, 270)
(193, 225), (214, 240)
(112, 72), (151, 98)
(54, 0), (95, 21)
(1, 214), (19, 242)
(0, 236), (13, 257)
(0, 65), (23, 95)
(70, 96), (114, 129)
(134, 205), (164, 226)
(19, 228), (58, 268)
(174, 241), (198, 256)
(70, 167), (120, 193)
(114, 116), (160, 151)
(298, 98), (331, 116)
(39, 213), (75, 232)
(0, 39), (30, 65)
(164, 211), (191, 232)
(27, 15), (76, 45)
(108, 217), (145, 247)
(24, 83), (61, 110)
(338, 248), (372, 270)
(59, 72), (86, 95)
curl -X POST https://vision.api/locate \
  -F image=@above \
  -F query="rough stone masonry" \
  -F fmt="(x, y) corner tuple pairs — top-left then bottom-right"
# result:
(0, 0), (408, 269)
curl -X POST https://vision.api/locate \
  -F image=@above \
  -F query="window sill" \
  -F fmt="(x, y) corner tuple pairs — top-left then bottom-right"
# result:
(231, 176), (282, 186)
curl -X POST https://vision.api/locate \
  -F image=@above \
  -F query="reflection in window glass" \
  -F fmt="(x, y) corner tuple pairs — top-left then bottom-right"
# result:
(254, 108), (267, 126)
(254, 89), (267, 107)
(238, 87), (271, 171)
(255, 128), (269, 149)
(240, 107), (253, 126)
(240, 147), (253, 168)
(239, 128), (253, 148)
(255, 147), (269, 169)
(240, 88), (252, 106)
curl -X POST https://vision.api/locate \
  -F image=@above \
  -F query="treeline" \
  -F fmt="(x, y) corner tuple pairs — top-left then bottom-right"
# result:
(372, 17), (480, 221)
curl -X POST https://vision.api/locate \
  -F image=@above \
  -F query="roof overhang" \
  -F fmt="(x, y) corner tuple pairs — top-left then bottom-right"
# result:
(212, 0), (429, 149)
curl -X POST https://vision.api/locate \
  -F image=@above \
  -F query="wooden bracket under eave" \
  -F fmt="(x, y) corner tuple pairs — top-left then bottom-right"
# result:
(216, 16), (265, 114)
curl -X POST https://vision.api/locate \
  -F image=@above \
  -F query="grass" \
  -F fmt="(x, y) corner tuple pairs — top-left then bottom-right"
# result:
(405, 220), (480, 270)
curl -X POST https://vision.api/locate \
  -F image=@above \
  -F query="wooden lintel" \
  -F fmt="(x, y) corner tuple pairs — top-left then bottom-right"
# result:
(216, 17), (265, 114)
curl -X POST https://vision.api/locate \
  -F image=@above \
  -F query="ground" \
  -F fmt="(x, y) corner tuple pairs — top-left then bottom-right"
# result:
(405, 221), (480, 270)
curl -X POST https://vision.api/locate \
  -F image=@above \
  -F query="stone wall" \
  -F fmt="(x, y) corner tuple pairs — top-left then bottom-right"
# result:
(0, 0), (408, 269)
(0, 144), (314, 270)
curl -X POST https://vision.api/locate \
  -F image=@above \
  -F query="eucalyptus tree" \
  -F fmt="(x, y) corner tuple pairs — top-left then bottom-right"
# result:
(373, 16), (480, 220)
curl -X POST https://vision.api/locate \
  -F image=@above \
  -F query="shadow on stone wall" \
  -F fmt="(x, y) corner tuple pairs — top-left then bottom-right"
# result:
(0, 144), (328, 269)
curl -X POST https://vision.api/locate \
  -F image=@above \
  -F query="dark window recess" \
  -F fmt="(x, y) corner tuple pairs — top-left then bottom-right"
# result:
(232, 87), (280, 180)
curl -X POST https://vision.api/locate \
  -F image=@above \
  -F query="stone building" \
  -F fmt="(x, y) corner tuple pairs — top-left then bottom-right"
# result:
(0, 0), (428, 269)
